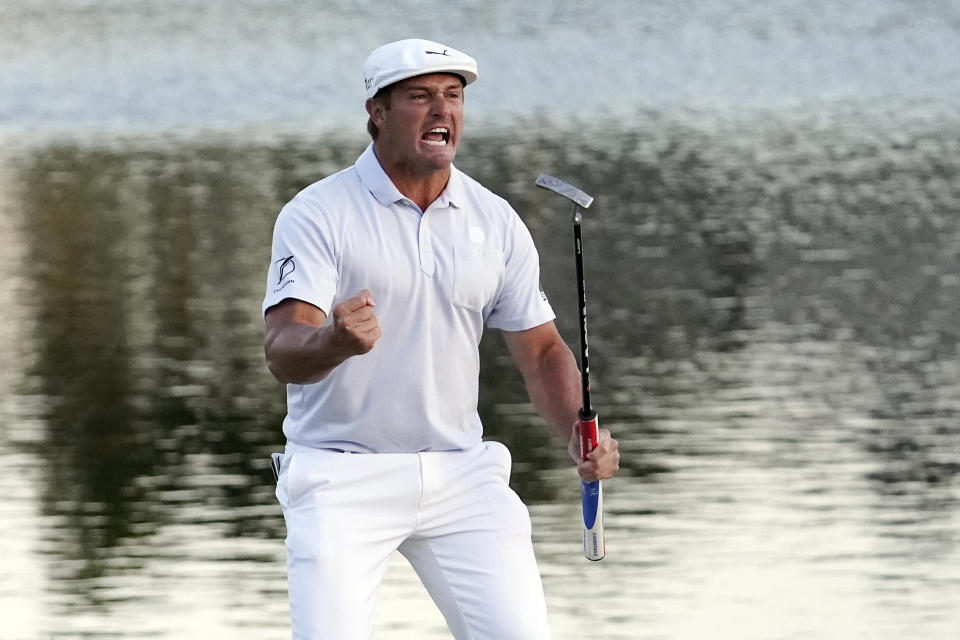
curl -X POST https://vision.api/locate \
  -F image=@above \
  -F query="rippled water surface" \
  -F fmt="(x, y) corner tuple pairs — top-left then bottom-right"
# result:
(1, 1), (959, 639)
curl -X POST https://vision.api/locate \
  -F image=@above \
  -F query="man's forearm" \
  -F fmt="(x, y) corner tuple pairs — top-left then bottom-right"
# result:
(505, 323), (620, 480)
(521, 340), (583, 454)
(265, 323), (351, 385)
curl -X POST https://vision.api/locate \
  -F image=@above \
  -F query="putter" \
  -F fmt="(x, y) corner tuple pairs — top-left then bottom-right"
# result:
(535, 173), (605, 561)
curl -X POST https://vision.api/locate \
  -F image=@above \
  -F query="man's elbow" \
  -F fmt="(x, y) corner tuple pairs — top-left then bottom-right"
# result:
(536, 335), (577, 372)
(263, 330), (303, 384)
(264, 343), (330, 385)
(265, 354), (292, 384)
(264, 341), (293, 384)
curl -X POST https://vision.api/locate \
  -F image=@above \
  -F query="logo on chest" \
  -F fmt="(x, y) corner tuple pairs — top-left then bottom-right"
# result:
(468, 226), (485, 244)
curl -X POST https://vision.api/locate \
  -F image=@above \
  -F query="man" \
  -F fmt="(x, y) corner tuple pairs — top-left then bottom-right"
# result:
(262, 38), (619, 639)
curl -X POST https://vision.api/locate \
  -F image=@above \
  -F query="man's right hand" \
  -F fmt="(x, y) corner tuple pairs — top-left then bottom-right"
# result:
(329, 289), (381, 356)
(263, 289), (380, 385)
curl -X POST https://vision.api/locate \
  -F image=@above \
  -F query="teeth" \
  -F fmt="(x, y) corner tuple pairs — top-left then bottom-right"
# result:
(423, 127), (449, 146)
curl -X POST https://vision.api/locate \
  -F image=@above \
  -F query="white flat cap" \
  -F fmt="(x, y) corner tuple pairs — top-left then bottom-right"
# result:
(363, 39), (478, 99)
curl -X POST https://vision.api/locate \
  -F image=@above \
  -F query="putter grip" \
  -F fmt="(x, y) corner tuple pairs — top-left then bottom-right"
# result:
(578, 411), (599, 462)
(578, 411), (605, 561)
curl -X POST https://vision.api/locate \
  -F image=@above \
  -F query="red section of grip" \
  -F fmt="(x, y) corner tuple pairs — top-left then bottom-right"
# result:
(577, 412), (599, 462)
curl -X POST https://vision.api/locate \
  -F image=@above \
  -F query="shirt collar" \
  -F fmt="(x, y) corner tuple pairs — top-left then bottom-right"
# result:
(355, 142), (464, 210)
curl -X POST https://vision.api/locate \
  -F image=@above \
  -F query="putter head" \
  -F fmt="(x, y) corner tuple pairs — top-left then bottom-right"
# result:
(535, 174), (594, 210)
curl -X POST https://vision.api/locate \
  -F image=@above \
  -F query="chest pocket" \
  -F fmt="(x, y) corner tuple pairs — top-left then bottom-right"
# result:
(452, 245), (504, 312)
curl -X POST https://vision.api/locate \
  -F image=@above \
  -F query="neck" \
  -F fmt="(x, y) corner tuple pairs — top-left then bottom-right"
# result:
(373, 144), (451, 211)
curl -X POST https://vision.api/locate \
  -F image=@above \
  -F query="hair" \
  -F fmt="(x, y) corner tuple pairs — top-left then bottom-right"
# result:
(366, 74), (467, 140)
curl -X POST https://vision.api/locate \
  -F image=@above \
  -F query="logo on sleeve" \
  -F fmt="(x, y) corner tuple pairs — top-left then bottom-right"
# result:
(276, 256), (296, 284)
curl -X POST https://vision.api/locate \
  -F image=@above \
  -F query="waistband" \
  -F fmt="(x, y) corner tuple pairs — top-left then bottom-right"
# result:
(282, 440), (486, 457)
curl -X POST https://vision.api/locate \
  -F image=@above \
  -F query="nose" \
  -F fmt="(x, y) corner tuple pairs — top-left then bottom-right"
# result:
(431, 93), (452, 117)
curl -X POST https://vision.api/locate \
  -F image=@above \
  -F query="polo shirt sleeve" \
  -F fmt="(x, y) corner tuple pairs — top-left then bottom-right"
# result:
(262, 197), (339, 318)
(486, 213), (556, 331)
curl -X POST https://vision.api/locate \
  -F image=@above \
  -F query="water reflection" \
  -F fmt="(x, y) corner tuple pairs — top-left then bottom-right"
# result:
(20, 148), (158, 587)
(6, 109), (960, 637)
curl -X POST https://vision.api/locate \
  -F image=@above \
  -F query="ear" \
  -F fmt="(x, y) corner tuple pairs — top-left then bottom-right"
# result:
(365, 98), (386, 126)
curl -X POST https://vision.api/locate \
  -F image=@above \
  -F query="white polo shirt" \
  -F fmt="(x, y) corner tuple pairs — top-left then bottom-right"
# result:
(263, 143), (555, 453)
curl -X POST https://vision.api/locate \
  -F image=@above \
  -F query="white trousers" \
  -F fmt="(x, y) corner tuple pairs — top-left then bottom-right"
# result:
(275, 440), (551, 640)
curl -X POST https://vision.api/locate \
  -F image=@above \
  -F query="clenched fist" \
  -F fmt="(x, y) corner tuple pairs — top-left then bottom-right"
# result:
(329, 289), (381, 356)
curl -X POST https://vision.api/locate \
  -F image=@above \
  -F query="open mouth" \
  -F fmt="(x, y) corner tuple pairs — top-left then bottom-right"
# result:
(422, 127), (450, 146)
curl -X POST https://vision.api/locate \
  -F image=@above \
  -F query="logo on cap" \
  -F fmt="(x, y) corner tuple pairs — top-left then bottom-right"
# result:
(425, 49), (451, 56)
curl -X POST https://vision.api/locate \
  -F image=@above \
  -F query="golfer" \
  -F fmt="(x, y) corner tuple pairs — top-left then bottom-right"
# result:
(262, 38), (619, 639)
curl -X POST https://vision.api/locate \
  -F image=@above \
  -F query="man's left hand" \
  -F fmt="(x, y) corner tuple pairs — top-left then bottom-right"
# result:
(569, 424), (620, 483)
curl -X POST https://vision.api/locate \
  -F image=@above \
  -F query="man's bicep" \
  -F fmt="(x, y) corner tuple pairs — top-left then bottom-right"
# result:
(501, 321), (565, 375)
(265, 298), (328, 332)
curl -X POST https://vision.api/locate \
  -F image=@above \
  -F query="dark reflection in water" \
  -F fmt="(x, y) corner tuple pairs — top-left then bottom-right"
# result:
(8, 109), (960, 637)
(18, 146), (292, 593)
(20, 149), (159, 589)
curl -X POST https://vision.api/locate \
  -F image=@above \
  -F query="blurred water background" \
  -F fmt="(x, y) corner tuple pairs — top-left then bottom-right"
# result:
(2, 1), (960, 638)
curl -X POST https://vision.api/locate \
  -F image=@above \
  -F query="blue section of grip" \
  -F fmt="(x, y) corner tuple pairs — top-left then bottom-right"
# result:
(581, 480), (600, 528)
